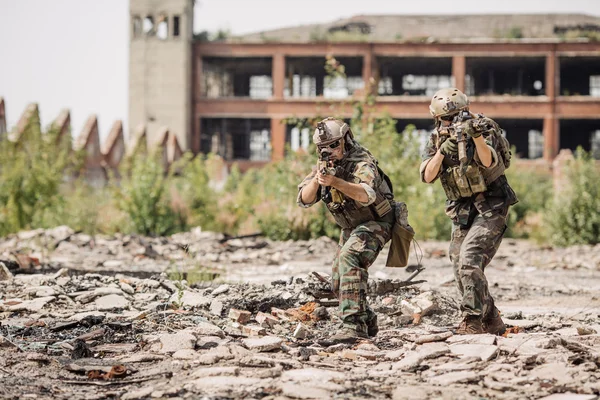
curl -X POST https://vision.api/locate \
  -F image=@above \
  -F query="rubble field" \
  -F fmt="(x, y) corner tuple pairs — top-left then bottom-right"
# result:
(1, 226), (599, 400)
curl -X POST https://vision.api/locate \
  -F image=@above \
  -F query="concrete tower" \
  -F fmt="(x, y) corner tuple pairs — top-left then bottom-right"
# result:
(129, 0), (193, 150)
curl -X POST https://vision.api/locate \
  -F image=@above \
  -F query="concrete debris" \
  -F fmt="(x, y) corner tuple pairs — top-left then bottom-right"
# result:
(0, 227), (598, 399)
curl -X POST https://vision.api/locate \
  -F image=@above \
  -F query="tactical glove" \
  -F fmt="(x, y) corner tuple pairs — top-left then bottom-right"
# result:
(439, 138), (458, 156)
(463, 120), (482, 138)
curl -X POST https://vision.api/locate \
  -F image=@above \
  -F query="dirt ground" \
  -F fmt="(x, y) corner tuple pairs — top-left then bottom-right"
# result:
(0, 227), (599, 400)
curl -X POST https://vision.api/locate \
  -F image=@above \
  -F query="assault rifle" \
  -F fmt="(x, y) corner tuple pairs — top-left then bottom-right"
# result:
(439, 110), (473, 175)
(318, 149), (343, 206)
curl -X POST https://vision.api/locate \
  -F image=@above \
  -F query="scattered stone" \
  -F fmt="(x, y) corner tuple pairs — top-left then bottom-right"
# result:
(94, 294), (129, 311)
(210, 299), (224, 316)
(211, 284), (230, 296)
(0, 262), (13, 281)
(242, 325), (266, 337)
(429, 370), (481, 386)
(577, 327), (597, 336)
(229, 308), (251, 324)
(256, 311), (279, 328)
(173, 349), (198, 360)
(450, 344), (499, 361)
(192, 366), (239, 378)
(159, 332), (196, 354)
(119, 282), (135, 295)
(538, 394), (598, 400)
(170, 291), (211, 307)
(293, 323), (308, 339)
(504, 318), (541, 329)
(242, 336), (283, 352)
(415, 331), (453, 344)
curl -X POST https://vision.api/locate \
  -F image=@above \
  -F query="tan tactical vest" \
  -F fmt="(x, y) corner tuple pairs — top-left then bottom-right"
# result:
(325, 158), (394, 229)
(437, 117), (507, 201)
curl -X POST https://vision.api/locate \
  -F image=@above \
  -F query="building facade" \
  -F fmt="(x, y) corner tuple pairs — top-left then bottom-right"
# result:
(129, 4), (600, 167)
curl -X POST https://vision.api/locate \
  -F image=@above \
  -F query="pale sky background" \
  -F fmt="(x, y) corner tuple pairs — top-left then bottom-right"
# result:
(1, 0), (599, 141)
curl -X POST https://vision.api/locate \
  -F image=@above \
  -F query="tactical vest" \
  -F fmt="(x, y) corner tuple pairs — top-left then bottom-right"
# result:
(323, 158), (394, 229)
(437, 116), (508, 201)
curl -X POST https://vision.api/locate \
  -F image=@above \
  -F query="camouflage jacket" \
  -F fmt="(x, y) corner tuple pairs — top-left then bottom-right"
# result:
(419, 117), (518, 226)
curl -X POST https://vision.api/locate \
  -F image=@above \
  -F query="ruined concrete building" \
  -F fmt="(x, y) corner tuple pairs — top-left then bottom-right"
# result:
(168, 10), (600, 167)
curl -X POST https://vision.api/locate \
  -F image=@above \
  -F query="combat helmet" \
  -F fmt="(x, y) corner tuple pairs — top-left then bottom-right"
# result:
(313, 117), (351, 147)
(429, 88), (469, 119)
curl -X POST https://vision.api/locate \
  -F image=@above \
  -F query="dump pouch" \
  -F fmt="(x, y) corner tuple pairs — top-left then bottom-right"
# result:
(386, 201), (415, 268)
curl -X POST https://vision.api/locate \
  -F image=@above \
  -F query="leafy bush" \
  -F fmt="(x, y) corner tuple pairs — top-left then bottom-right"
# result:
(544, 149), (600, 246)
(114, 150), (185, 236)
(173, 153), (220, 232)
(504, 160), (552, 238)
(0, 115), (79, 236)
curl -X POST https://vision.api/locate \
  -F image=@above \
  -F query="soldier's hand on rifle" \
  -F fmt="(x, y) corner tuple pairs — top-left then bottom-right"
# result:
(440, 138), (458, 156)
(461, 120), (482, 138)
(317, 170), (337, 187)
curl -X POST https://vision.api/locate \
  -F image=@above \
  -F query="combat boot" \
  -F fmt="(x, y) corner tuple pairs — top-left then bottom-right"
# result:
(483, 308), (506, 336)
(329, 327), (368, 344)
(456, 315), (485, 335)
(366, 314), (379, 337)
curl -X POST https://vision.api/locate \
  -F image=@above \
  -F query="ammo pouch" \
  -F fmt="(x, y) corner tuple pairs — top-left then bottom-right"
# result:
(440, 164), (487, 201)
(386, 201), (415, 268)
(328, 192), (393, 229)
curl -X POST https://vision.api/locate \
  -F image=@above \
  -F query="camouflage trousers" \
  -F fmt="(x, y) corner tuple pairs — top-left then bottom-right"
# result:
(331, 220), (392, 334)
(449, 207), (508, 319)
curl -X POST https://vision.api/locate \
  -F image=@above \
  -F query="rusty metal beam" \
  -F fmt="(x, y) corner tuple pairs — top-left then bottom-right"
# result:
(195, 42), (600, 58)
(194, 96), (600, 119)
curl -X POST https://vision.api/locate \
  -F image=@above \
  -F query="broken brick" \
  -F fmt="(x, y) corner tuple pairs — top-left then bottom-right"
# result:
(228, 308), (251, 324)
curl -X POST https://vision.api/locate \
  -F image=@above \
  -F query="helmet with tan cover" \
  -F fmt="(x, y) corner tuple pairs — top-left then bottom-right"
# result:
(313, 117), (350, 147)
(429, 88), (469, 119)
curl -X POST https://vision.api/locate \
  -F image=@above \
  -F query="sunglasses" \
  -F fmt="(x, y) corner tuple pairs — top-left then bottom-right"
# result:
(318, 140), (342, 150)
(440, 114), (457, 122)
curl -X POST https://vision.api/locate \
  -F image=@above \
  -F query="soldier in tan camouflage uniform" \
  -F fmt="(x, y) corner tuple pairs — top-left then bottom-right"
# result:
(420, 88), (518, 335)
(297, 118), (395, 343)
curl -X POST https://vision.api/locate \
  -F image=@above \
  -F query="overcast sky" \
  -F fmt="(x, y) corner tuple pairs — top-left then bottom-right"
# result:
(1, 0), (599, 141)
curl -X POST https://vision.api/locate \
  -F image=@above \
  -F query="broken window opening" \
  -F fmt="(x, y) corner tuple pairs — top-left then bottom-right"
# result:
(466, 57), (545, 96)
(560, 120), (600, 157)
(284, 75), (316, 98)
(200, 118), (271, 160)
(590, 76), (600, 97)
(528, 130), (544, 159)
(249, 129), (272, 161)
(173, 15), (181, 37)
(202, 57), (273, 98)
(249, 76), (273, 99)
(324, 76), (364, 99)
(132, 15), (142, 38)
(377, 57), (453, 96)
(495, 119), (544, 159)
(591, 131), (600, 159)
(288, 127), (310, 152)
(401, 75), (452, 96)
(559, 56), (600, 96)
(284, 56), (363, 98)
(156, 15), (168, 40)
(143, 16), (155, 36)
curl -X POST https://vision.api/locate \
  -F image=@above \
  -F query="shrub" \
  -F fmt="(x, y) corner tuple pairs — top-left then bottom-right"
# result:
(504, 161), (552, 238)
(544, 149), (600, 246)
(114, 150), (185, 236)
(173, 153), (220, 232)
(0, 115), (78, 236)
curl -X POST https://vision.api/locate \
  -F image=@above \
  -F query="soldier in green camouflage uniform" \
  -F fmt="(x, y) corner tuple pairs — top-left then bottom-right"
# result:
(420, 88), (518, 335)
(298, 118), (394, 343)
